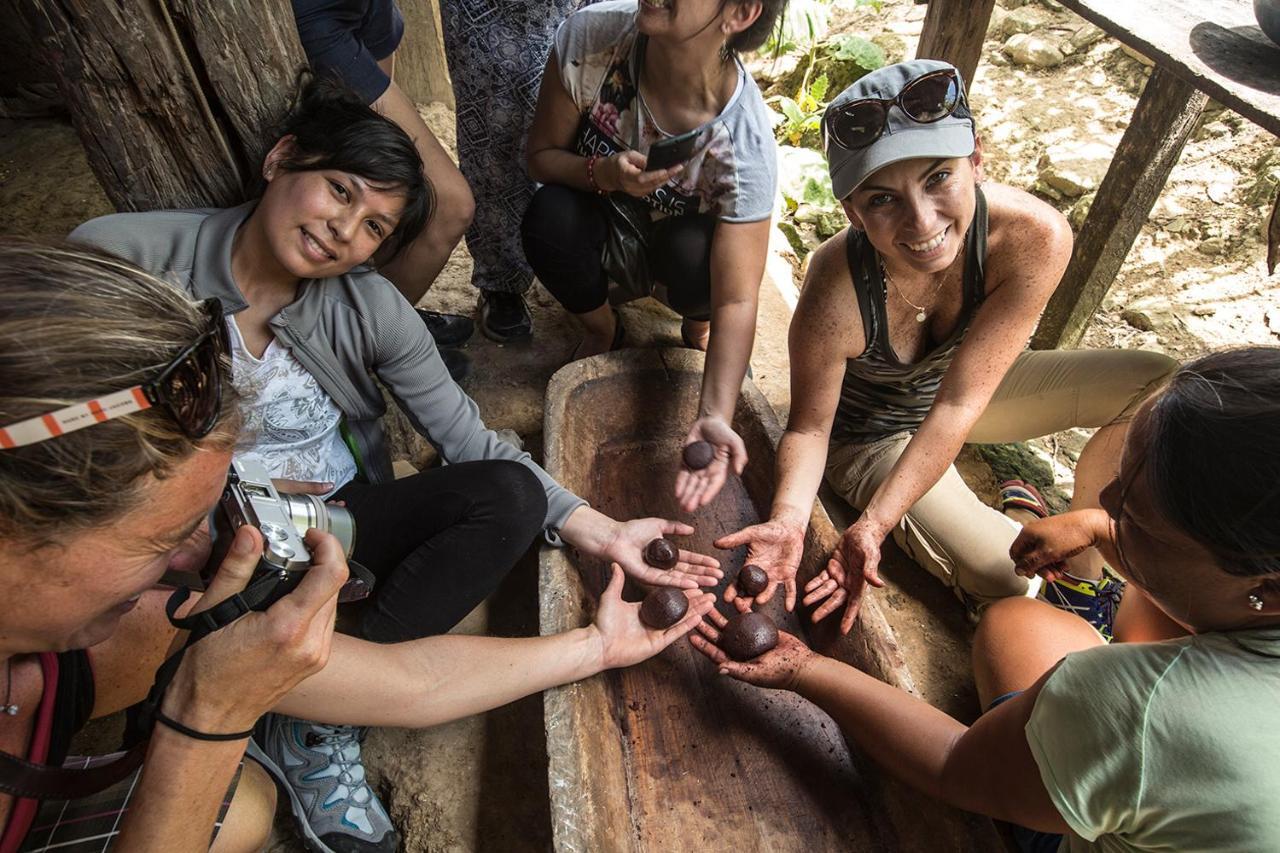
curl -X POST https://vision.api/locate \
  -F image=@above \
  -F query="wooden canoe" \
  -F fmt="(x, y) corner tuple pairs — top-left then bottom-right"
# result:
(539, 348), (999, 851)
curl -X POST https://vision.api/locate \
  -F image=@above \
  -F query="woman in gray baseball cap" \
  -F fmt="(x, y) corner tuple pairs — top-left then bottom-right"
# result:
(716, 59), (1176, 638)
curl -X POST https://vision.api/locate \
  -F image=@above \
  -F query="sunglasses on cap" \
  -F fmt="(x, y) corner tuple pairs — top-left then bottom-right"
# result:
(823, 68), (968, 152)
(0, 298), (230, 450)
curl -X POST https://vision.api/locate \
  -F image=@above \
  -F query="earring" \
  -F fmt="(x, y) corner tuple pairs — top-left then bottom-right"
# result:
(719, 40), (732, 63)
(1249, 593), (1265, 611)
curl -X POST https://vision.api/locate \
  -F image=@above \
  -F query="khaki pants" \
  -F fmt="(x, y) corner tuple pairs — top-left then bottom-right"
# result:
(825, 349), (1177, 609)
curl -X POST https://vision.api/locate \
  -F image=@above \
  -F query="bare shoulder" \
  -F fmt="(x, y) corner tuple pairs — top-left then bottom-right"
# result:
(792, 228), (865, 361)
(982, 182), (1073, 289)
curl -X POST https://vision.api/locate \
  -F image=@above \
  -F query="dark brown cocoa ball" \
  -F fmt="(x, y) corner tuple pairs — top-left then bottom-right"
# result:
(735, 564), (769, 597)
(640, 587), (689, 630)
(720, 612), (779, 661)
(643, 537), (679, 570)
(682, 440), (715, 470)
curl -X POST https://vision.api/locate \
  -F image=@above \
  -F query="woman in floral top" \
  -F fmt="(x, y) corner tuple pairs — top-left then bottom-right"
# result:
(523, 0), (785, 513)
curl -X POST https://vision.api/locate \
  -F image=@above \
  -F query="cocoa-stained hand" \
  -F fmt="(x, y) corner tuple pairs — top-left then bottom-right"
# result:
(1010, 509), (1112, 582)
(801, 517), (886, 635)
(714, 518), (805, 612)
(690, 609), (816, 690)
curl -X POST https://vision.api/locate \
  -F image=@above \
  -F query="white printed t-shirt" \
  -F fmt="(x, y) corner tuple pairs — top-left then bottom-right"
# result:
(225, 316), (357, 497)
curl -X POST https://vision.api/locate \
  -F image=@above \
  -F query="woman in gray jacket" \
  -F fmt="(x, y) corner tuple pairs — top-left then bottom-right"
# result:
(71, 78), (720, 853)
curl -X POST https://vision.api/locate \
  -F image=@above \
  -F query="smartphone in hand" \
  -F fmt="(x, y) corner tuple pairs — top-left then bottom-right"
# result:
(644, 127), (700, 172)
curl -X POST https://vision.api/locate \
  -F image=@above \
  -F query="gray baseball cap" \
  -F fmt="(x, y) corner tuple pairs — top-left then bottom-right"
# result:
(825, 59), (975, 200)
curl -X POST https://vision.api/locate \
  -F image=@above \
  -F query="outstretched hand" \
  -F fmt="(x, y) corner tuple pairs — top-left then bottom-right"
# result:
(673, 416), (747, 513)
(688, 608), (817, 690)
(801, 517), (886, 635)
(592, 564), (716, 669)
(713, 518), (806, 612)
(604, 518), (723, 588)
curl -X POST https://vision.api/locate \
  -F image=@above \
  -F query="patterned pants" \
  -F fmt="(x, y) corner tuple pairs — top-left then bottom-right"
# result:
(439, 0), (591, 294)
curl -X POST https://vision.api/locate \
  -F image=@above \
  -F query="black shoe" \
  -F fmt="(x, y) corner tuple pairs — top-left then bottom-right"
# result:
(416, 309), (475, 348)
(439, 347), (472, 383)
(478, 291), (533, 342)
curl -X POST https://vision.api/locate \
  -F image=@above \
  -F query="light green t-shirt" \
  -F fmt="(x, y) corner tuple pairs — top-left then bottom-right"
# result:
(1025, 628), (1280, 852)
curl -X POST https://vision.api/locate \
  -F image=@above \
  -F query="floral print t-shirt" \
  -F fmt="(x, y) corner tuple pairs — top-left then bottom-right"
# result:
(555, 0), (777, 222)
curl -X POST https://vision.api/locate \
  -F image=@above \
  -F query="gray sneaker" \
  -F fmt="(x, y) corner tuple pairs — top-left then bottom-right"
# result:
(247, 714), (399, 853)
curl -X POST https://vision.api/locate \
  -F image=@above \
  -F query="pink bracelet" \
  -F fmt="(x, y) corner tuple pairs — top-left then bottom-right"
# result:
(586, 154), (607, 197)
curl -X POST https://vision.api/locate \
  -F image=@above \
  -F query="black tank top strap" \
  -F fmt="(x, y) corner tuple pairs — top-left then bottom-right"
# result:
(48, 649), (95, 766)
(844, 227), (883, 353)
(963, 186), (989, 304)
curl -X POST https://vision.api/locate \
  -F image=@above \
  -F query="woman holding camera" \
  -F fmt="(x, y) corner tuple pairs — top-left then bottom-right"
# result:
(695, 347), (1280, 853)
(0, 240), (714, 852)
(69, 78), (720, 853)
(523, 0), (785, 514)
(717, 61), (1176, 634)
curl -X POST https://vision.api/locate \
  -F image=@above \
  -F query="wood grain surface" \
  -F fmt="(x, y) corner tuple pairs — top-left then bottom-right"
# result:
(540, 349), (998, 852)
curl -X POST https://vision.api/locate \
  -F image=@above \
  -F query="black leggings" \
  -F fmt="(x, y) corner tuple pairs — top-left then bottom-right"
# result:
(520, 184), (717, 320)
(333, 459), (547, 643)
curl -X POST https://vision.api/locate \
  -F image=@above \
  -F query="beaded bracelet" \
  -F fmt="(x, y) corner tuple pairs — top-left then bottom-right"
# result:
(586, 154), (608, 197)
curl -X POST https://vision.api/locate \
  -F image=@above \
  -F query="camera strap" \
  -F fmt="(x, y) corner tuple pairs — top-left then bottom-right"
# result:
(0, 575), (279, 799)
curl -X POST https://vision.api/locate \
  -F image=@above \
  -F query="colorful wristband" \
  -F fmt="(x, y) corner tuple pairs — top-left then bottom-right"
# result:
(586, 154), (608, 197)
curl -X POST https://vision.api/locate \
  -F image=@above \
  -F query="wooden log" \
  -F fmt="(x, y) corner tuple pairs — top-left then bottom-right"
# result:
(395, 0), (454, 109)
(1032, 66), (1208, 350)
(20, 0), (306, 212)
(540, 348), (1000, 852)
(916, 0), (997, 91)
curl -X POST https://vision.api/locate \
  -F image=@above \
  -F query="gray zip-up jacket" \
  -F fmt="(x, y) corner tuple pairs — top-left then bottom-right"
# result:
(71, 202), (586, 538)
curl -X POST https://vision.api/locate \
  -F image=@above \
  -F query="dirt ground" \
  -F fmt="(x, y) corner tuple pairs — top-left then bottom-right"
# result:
(2, 0), (1277, 850)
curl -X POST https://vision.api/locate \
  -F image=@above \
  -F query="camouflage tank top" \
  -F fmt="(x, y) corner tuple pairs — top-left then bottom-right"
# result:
(830, 188), (989, 446)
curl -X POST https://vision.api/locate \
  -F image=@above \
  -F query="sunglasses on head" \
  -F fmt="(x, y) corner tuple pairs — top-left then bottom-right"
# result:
(0, 298), (229, 450)
(823, 68), (968, 153)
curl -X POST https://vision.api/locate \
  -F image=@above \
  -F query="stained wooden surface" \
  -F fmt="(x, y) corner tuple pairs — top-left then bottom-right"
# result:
(1056, 0), (1280, 137)
(916, 0), (998, 91)
(540, 349), (998, 852)
(21, 0), (305, 211)
(1032, 66), (1209, 349)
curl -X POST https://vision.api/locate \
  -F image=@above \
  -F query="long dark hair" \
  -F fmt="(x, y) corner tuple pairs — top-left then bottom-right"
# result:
(727, 0), (789, 54)
(1141, 347), (1280, 577)
(264, 75), (434, 261)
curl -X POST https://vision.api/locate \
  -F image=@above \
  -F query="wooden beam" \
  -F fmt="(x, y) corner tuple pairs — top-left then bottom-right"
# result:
(21, 0), (305, 211)
(396, 0), (454, 109)
(916, 0), (997, 91)
(1032, 66), (1207, 350)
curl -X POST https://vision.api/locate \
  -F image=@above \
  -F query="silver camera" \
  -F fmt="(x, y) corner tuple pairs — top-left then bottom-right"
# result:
(207, 458), (360, 609)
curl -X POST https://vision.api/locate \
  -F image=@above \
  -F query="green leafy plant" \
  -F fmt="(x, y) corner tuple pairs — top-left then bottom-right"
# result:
(770, 72), (829, 147)
(827, 34), (886, 75)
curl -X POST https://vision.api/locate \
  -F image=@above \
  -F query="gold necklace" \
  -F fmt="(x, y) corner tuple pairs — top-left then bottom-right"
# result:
(881, 262), (946, 324)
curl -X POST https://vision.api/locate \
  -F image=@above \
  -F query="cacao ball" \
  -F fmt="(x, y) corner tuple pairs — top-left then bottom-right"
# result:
(643, 537), (679, 570)
(735, 564), (769, 597)
(720, 612), (779, 661)
(682, 440), (715, 470)
(639, 587), (688, 630)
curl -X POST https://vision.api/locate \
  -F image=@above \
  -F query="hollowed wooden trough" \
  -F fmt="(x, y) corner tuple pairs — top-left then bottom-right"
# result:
(539, 348), (998, 851)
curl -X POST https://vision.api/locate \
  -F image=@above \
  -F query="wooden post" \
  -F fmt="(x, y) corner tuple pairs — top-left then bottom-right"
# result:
(396, 0), (454, 109)
(916, 0), (997, 91)
(20, 0), (306, 211)
(1031, 66), (1207, 350)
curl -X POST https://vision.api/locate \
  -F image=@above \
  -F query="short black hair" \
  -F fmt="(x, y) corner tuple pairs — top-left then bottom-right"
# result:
(266, 75), (433, 261)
